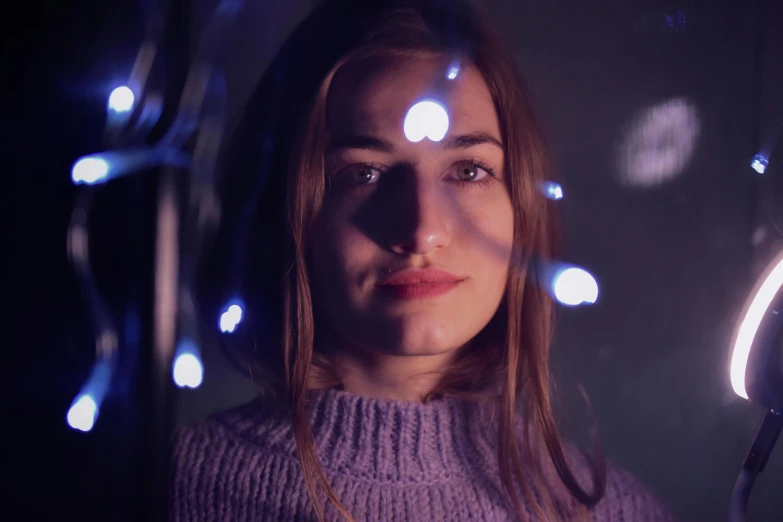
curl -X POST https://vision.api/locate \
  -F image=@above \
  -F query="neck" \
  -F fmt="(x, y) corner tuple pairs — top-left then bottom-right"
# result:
(316, 340), (457, 403)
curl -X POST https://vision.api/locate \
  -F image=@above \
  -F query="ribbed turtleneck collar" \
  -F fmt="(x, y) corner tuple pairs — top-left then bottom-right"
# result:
(213, 387), (507, 483)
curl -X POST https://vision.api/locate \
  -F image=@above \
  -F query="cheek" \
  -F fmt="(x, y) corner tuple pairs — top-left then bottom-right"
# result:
(310, 212), (374, 289)
(460, 194), (515, 268)
(322, 215), (367, 261)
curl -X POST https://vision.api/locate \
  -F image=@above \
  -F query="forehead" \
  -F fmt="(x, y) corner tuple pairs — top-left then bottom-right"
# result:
(326, 56), (500, 141)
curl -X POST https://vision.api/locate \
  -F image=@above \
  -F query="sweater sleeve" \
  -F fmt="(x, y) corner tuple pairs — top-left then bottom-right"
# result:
(591, 463), (680, 522)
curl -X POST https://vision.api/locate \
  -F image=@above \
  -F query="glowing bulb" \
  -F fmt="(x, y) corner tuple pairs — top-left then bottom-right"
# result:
(447, 65), (460, 80)
(67, 394), (98, 432)
(751, 154), (768, 175)
(403, 99), (449, 143)
(540, 181), (564, 200)
(70, 148), (189, 187)
(172, 338), (203, 389)
(731, 252), (783, 400)
(65, 357), (114, 433)
(71, 156), (109, 185)
(172, 339), (203, 391)
(552, 267), (599, 306)
(219, 302), (244, 333)
(173, 354), (203, 388)
(108, 86), (135, 113)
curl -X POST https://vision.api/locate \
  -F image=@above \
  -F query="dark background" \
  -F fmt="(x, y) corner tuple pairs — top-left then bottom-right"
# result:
(5, 0), (783, 521)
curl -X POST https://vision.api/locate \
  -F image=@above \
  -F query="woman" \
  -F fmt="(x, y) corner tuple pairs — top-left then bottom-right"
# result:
(171, 1), (678, 521)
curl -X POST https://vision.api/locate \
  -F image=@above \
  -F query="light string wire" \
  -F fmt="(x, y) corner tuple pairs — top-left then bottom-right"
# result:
(66, 0), (243, 428)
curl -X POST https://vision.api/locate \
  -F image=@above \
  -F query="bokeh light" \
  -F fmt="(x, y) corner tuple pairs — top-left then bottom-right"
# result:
(404, 99), (449, 143)
(108, 86), (135, 113)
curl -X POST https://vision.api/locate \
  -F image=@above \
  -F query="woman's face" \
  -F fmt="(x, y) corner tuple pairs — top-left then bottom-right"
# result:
(308, 56), (514, 360)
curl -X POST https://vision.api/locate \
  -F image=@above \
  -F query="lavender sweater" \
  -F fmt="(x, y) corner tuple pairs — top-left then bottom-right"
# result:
(170, 387), (678, 521)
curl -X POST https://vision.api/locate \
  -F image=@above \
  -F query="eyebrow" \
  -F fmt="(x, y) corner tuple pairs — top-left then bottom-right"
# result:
(442, 132), (503, 150)
(328, 135), (394, 153)
(327, 132), (504, 154)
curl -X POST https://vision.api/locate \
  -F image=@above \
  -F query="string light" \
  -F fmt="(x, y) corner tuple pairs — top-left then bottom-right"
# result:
(72, 156), (110, 185)
(403, 99), (449, 143)
(446, 62), (460, 80)
(172, 339), (204, 389)
(219, 300), (244, 334)
(67, 394), (99, 432)
(107, 85), (135, 113)
(750, 154), (768, 175)
(66, 357), (115, 432)
(70, 148), (190, 186)
(551, 266), (599, 306)
(539, 181), (564, 200)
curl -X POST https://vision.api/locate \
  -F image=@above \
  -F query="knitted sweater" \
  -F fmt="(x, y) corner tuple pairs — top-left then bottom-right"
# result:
(170, 387), (678, 521)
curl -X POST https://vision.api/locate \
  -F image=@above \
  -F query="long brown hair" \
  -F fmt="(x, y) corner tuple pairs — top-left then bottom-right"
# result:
(216, 1), (606, 521)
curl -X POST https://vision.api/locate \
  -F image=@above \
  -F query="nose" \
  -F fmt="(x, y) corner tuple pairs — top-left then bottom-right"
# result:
(386, 172), (452, 256)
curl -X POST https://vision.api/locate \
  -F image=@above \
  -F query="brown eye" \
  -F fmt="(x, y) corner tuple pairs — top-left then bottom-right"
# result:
(454, 161), (488, 182)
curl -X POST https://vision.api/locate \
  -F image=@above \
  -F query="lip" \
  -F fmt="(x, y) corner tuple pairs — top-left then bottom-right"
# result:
(376, 268), (465, 300)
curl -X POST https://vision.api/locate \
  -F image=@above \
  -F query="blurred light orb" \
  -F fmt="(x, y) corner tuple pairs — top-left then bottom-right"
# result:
(404, 99), (449, 143)
(552, 267), (599, 306)
(751, 154), (768, 175)
(65, 357), (113, 433)
(540, 181), (564, 200)
(173, 353), (204, 389)
(172, 339), (204, 389)
(447, 64), (460, 80)
(219, 303), (243, 333)
(71, 156), (109, 185)
(66, 394), (98, 432)
(617, 97), (700, 188)
(108, 86), (135, 113)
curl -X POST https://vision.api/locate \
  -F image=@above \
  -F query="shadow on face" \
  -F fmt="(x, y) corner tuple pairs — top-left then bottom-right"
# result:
(307, 56), (515, 361)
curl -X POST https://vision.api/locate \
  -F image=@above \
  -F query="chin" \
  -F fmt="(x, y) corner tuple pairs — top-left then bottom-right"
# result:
(391, 342), (457, 357)
(373, 322), (464, 357)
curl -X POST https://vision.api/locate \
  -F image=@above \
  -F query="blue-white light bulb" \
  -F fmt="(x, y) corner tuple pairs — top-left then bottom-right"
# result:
(540, 181), (564, 200)
(66, 357), (114, 433)
(172, 339), (204, 389)
(404, 99), (449, 143)
(751, 154), (768, 175)
(219, 300), (244, 334)
(552, 267), (599, 306)
(446, 58), (462, 80)
(67, 394), (99, 432)
(72, 156), (110, 185)
(70, 148), (190, 187)
(108, 86), (135, 113)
